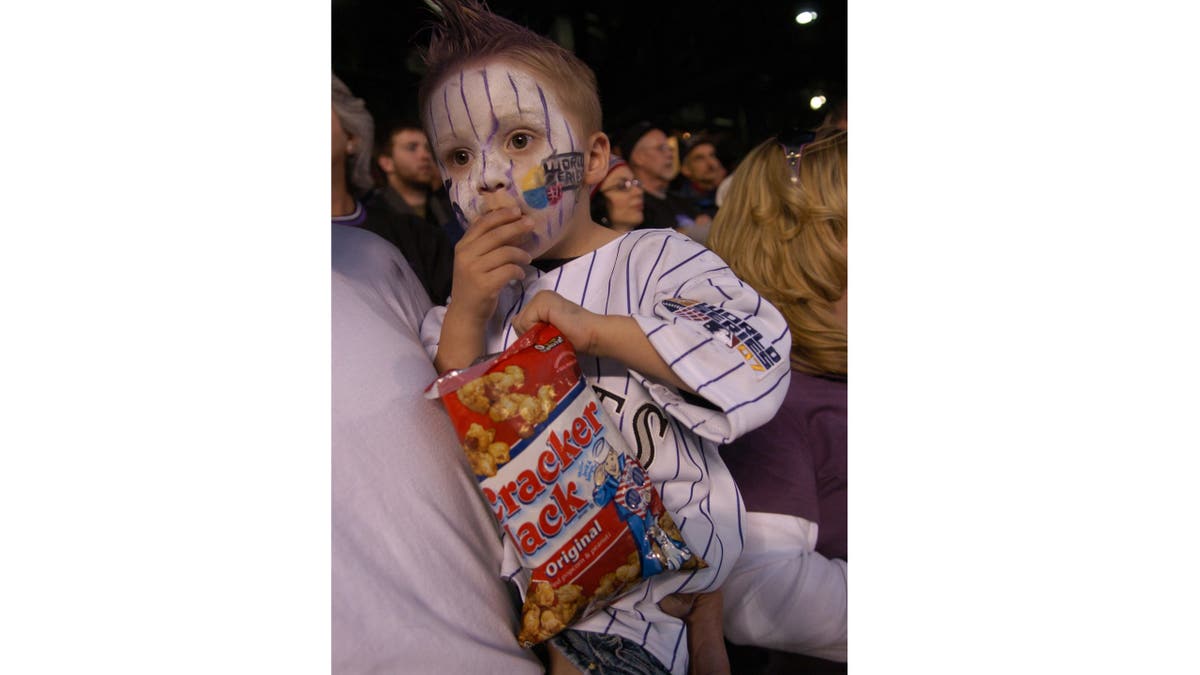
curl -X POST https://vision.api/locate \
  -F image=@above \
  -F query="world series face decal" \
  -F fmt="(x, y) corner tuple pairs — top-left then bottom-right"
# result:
(661, 298), (783, 376)
(519, 152), (584, 209)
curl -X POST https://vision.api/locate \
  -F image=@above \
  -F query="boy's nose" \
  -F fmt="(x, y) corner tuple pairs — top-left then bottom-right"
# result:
(477, 154), (509, 192)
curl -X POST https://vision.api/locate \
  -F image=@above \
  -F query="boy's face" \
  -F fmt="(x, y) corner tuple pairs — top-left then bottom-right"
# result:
(427, 59), (588, 257)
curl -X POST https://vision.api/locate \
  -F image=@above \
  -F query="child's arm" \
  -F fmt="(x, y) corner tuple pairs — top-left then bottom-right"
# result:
(433, 206), (536, 373)
(512, 290), (694, 394)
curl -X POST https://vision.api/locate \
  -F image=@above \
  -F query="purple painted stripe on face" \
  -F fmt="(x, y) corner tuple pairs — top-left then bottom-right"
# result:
(480, 149), (487, 187)
(564, 121), (575, 151)
(482, 69), (499, 140)
(505, 158), (514, 184)
(508, 72), (521, 112)
(459, 71), (480, 141)
(442, 87), (456, 136)
(536, 84), (554, 151)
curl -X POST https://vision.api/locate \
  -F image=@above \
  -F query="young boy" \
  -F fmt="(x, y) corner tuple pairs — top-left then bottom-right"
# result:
(417, 2), (792, 672)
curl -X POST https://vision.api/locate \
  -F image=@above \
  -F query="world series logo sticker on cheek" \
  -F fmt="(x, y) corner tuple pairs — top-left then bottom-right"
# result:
(426, 322), (705, 648)
(520, 152), (583, 209)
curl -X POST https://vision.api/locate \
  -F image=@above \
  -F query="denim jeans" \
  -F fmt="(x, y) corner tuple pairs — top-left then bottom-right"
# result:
(550, 629), (671, 674)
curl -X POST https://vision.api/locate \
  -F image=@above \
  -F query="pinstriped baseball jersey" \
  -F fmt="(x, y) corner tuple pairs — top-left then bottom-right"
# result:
(421, 228), (791, 674)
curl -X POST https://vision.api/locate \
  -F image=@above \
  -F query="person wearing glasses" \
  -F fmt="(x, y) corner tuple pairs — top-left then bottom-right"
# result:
(589, 157), (645, 233)
(706, 127), (849, 671)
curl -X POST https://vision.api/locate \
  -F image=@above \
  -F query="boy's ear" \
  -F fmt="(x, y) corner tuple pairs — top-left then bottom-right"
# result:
(583, 132), (611, 190)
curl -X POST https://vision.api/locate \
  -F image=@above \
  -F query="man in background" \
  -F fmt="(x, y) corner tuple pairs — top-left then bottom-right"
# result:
(372, 121), (464, 244)
(675, 133), (726, 218)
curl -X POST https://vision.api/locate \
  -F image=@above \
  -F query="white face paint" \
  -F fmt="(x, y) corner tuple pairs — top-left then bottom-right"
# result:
(427, 60), (587, 257)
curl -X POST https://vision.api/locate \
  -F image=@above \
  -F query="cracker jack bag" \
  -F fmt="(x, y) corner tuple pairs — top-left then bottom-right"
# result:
(425, 322), (705, 647)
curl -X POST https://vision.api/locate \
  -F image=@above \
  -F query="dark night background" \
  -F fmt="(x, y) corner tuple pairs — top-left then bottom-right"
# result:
(332, 0), (846, 168)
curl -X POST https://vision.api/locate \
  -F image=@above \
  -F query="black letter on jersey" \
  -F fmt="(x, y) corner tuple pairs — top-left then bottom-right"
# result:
(632, 403), (669, 468)
(591, 385), (626, 416)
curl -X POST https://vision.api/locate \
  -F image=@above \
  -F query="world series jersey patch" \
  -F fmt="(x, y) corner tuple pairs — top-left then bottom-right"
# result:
(661, 298), (783, 377)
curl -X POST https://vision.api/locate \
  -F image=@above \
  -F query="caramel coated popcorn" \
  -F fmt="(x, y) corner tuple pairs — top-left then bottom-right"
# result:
(455, 366), (555, 476)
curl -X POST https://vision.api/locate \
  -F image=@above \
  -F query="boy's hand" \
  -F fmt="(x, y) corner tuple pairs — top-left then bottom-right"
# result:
(514, 290), (696, 394)
(513, 290), (603, 354)
(449, 205), (535, 322)
(434, 206), (535, 373)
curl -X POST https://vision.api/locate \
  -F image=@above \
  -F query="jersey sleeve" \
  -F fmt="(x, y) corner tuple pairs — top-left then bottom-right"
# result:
(627, 235), (792, 444)
(419, 303), (448, 362)
(721, 512), (847, 662)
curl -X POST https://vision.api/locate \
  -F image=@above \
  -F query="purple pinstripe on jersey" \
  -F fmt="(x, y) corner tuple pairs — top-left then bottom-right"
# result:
(694, 362), (744, 393)
(708, 280), (734, 302)
(603, 608), (618, 633)
(578, 250), (597, 305)
(668, 626), (686, 671)
(725, 367), (790, 415)
(657, 248), (706, 286)
(644, 324), (668, 339)
(667, 338), (713, 368)
(638, 237), (671, 308)
(601, 231), (633, 315)
(771, 323), (789, 346)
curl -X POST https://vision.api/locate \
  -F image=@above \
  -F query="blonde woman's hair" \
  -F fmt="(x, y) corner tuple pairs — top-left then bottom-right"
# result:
(708, 129), (847, 376)
(332, 73), (376, 196)
(417, 0), (602, 139)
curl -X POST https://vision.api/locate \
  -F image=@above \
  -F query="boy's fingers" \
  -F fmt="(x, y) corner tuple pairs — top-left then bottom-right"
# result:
(460, 206), (522, 242)
(473, 245), (532, 275)
(472, 216), (536, 253)
(480, 264), (526, 297)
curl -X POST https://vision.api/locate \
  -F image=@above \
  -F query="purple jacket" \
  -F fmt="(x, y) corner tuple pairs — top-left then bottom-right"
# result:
(719, 370), (847, 560)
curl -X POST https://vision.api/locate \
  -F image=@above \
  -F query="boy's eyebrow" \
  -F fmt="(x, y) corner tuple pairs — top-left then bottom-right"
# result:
(493, 111), (546, 133)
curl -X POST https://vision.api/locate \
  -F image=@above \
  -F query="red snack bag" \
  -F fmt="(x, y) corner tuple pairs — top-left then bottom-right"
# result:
(425, 322), (705, 647)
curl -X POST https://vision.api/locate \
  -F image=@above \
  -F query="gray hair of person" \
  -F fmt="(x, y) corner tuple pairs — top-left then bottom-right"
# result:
(332, 73), (375, 196)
